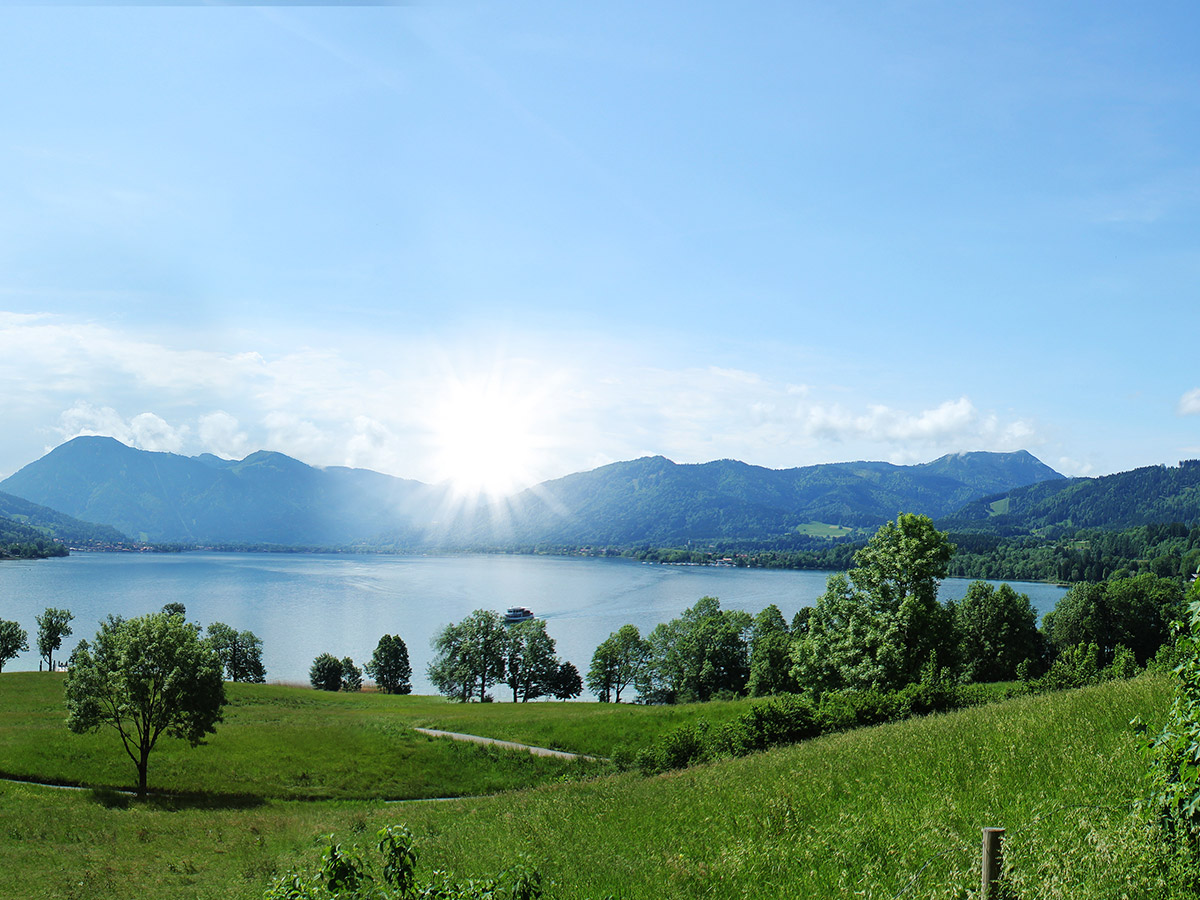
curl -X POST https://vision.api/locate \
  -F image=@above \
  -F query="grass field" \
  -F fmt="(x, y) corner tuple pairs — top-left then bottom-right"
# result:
(793, 521), (861, 538)
(0, 671), (1184, 899)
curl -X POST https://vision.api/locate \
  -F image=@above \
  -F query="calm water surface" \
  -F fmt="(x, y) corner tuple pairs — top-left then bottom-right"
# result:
(0, 552), (1067, 696)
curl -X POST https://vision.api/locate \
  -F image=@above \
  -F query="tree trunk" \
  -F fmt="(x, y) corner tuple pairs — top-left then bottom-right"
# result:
(137, 744), (150, 797)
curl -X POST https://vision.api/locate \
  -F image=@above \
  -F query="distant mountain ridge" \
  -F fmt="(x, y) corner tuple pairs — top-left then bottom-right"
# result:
(0, 437), (444, 546)
(474, 451), (1065, 547)
(0, 437), (1065, 548)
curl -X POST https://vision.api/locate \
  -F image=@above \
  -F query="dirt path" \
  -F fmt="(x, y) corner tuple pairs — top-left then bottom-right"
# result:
(412, 728), (604, 761)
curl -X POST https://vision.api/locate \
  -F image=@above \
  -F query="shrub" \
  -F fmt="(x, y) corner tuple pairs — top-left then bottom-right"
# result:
(309, 653), (343, 692)
(264, 825), (544, 900)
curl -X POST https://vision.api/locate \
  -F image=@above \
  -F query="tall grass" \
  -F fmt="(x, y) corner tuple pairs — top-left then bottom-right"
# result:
(1, 672), (1181, 899)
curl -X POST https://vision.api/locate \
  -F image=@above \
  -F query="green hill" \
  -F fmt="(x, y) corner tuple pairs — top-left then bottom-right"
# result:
(942, 459), (1200, 536)
(0, 490), (129, 548)
(0, 674), (1177, 899)
(479, 450), (1063, 546)
(0, 436), (444, 546)
(0, 439), (1063, 550)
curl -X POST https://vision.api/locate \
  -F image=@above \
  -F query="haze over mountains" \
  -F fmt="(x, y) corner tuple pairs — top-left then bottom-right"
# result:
(0, 436), (1073, 549)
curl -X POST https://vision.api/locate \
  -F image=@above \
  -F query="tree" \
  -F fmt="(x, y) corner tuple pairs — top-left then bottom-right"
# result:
(36, 607), (73, 672)
(365, 634), (412, 695)
(590, 625), (651, 702)
(310, 653), (344, 691)
(0, 619), (29, 672)
(428, 609), (507, 702)
(851, 513), (955, 684)
(791, 573), (897, 694)
(640, 597), (752, 704)
(502, 618), (560, 702)
(792, 515), (956, 695)
(550, 661), (583, 700)
(206, 622), (266, 683)
(64, 612), (225, 796)
(747, 605), (798, 697)
(1042, 573), (1183, 665)
(953, 581), (1043, 682)
(341, 657), (362, 692)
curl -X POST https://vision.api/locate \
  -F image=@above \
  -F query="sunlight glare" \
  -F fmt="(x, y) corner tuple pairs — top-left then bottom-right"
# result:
(429, 373), (546, 501)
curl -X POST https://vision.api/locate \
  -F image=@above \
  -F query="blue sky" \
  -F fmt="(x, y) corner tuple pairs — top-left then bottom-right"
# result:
(1, 1), (1198, 493)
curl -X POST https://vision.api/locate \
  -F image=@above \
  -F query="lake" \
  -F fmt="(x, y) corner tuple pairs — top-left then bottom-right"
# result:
(0, 552), (1068, 696)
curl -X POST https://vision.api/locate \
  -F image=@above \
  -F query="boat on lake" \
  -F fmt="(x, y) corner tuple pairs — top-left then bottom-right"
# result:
(504, 606), (534, 624)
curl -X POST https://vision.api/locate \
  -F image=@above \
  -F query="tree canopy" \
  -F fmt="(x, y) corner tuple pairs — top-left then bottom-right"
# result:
(206, 622), (266, 683)
(588, 624), (649, 702)
(310, 653), (344, 691)
(792, 514), (955, 694)
(0, 619), (29, 672)
(64, 611), (225, 795)
(639, 596), (752, 703)
(428, 609), (508, 702)
(36, 607), (73, 671)
(365, 634), (412, 695)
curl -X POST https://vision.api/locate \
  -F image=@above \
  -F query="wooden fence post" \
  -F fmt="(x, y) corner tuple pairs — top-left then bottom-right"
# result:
(981, 827), (1005, 899)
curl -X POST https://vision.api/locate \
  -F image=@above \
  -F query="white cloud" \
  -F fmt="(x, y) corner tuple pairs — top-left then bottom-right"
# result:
(1179, 388), (1200, 415)
(1057, 457), (1095, 477)
(55, 403), (188, 454)
(197, 411), (250, 460)
(130, 412), (187, 453)
(1, 312), (1047, 487)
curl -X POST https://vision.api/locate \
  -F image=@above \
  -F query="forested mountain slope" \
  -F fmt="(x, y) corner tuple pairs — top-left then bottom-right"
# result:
(0, 436), (444, 546)
(0, 438), (1063, 549)
(472, 451), (1063, 547)
(0, 490), (127, 547)
(942, 460), (1200, 536)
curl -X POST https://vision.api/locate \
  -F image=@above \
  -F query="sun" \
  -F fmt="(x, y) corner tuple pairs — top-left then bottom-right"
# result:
(427, 371), (547, 501)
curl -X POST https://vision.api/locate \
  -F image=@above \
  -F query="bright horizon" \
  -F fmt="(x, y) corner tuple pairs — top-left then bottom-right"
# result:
(2, 3), (1199, 499)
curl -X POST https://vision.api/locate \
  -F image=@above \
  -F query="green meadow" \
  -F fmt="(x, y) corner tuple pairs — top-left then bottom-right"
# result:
(1, 672), (1185, 899)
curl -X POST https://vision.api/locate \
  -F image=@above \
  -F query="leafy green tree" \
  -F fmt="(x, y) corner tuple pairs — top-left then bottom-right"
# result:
(791, 573), (897, 694)
(502, 618), (560, 702)
(551, 661), (583, 700)
(640, 596), (752, 703)
(0, 619), (29, 672)
(792, 515), (955, 695)
(340, 657), (362, 692)
(1042, 573), (1183, 665)
(587, 638), (617, 702)
(952, 581), (1044, 682)
(36, 607), (73, 671)
(588, 624), (649, 702)
(310, 653), (344, 691)
(64, 612), (225, 796)
(428, 609), (507, 702)
(161, 602), (187, 618)
(747, 605), (798, 697)
(851, 513), (955, 684)
(365, 634), (412, 695)
(206, 622), (266, 683)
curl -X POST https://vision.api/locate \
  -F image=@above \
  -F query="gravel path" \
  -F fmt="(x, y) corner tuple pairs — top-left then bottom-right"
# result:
(412, 728), (603, 761)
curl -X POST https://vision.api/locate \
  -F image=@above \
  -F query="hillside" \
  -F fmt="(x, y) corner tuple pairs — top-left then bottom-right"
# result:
(476, 450), (1063, 546)
(0, 674), (1175, 899)
(0, 490), (129, 548)
(0, 436), (445, 546)
(942, 459), (1200, 536)
(0, 439), (1064, 549)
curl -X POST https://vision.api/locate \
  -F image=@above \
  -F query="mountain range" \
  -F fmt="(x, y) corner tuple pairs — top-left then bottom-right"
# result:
(0, 436), (1070, 549)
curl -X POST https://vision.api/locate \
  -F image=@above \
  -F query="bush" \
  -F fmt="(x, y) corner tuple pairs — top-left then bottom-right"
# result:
(309, 653), (343, 692)
(265, 824), (545, 900)
(1142, 597), (1200, 846)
